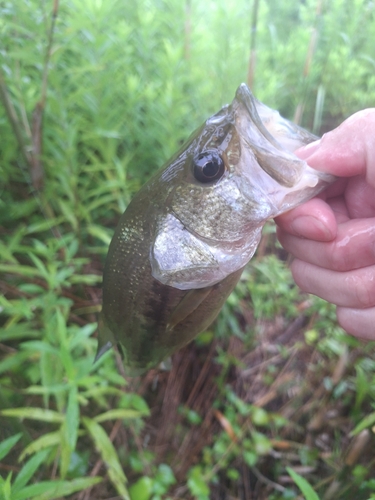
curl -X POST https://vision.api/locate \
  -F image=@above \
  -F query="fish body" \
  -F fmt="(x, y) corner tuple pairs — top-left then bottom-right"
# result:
(98, 84), (334, 374)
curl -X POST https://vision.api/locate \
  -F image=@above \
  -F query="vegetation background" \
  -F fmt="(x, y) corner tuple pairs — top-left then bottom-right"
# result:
(1, 0), (375, 499)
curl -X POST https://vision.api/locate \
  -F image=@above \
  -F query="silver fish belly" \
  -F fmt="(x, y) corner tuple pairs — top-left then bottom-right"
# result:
(97, 84), (334, 374)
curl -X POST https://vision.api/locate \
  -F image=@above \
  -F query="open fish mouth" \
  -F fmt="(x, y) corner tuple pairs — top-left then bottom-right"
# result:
(230, 84), (327, 192)
(235, 83), (319, 154)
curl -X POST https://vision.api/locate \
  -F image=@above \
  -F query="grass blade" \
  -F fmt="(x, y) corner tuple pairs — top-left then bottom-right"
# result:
(12, 477), (102, 500)
(83, 417), (130, 500)
(0, 433), (22, 461)
(12, 449), (50, 494)
(286, 467), (320, 500)
(0, 408), (64, 423)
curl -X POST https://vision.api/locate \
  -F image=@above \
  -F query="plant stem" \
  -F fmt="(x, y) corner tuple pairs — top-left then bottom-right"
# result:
(0, 69), (32, 169)
(184, 0), (191, 60)
(294, 0), (324, 125)
(247, 0), (260, 89)
(30, 0), (60, 190)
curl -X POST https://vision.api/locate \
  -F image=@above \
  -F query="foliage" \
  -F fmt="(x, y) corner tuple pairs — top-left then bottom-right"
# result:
(1, 0), (375, 498)
(287, 467), (320, 500)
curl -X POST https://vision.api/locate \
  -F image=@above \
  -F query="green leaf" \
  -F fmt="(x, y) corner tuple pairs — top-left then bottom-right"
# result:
(0, 433), (22, 461)
(12, 477), (102, 500)
(27, 253), (49, 280)
(68, 274), (102, 285)
(21, 341), (60, 356)
(25, 216), (66, 235)
(94, 408), (147, 423)
(0, 264), (42, 278)
(60, 386), (80, 478)
(286, 467), (320, 500)
(251, 406), (269, 426)
(129, 477), (153, 500)
(251, 431), (272, 455)
(0, 472), (13, 500)
(86, 224), (113, 245)
(243, 450), (257, 467)
(19, 432), (61, 461)
(13, 449), (50, 494)
(350, 412), (375, 436)
(154, 464), (175, 487)
(118, 394), (150, 411)
(0, 352), (31, 376)
(0, 241), (18, 263)
(83, 417), (130, 500)
(0, 408), (64, 423)
(23, 384), (68, 396)
(187, 466), (210, 499)
(0, 325), (39, 342)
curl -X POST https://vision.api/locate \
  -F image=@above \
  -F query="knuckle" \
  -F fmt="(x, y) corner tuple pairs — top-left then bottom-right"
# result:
(290, 259), (310, 290)
(336, 307), (350, 333)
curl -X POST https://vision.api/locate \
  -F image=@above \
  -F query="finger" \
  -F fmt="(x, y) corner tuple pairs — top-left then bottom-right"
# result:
(336, 306), (375, 340)
(275, 198), (337, 241)
(291, 259), (375, 309)
(295, 109), (375, 185)
(278, 218), (375, 272)
(326, 197), (350, 223)
(323, 177), (349, 199)
(345, 175), (375, 219)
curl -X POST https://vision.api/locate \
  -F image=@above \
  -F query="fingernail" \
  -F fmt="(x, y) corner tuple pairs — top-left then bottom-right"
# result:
(294, 139), (321, 160)
(291, 215), (333, 240)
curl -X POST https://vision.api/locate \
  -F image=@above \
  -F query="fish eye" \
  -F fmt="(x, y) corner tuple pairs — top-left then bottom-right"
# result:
(193, 150), (225, 183)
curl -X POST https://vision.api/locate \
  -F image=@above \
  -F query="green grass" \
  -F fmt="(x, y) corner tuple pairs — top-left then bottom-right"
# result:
(1, 0), (375, 499)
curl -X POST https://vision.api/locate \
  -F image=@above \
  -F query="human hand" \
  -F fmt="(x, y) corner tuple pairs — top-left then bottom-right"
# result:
(275, 109), (375, 339)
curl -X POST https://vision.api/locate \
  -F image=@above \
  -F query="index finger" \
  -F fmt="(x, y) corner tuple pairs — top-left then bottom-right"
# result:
(295, 108), (375, 185)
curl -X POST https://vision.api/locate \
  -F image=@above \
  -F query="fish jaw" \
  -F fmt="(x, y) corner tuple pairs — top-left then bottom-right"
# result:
(232, 84), (335, 215)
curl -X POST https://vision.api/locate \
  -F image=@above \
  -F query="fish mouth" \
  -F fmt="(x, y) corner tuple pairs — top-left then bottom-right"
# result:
(232, 83), (335, 209)
(234, 83), (284, 151)
(232, 83), (305, 188)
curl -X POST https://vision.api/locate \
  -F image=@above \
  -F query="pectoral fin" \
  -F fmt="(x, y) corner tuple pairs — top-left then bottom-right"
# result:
(166, 286), (213, 331)
(94, 315), (116, 362)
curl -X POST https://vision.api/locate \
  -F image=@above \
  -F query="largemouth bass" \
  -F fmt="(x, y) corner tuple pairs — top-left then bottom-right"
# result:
(97, 84), (334, 374)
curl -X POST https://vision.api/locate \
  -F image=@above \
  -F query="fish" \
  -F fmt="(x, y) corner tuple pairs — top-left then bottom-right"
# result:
(96, 83), (334, 375)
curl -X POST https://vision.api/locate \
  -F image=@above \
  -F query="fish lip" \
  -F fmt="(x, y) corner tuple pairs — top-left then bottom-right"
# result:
(234, 83), (284, 150)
